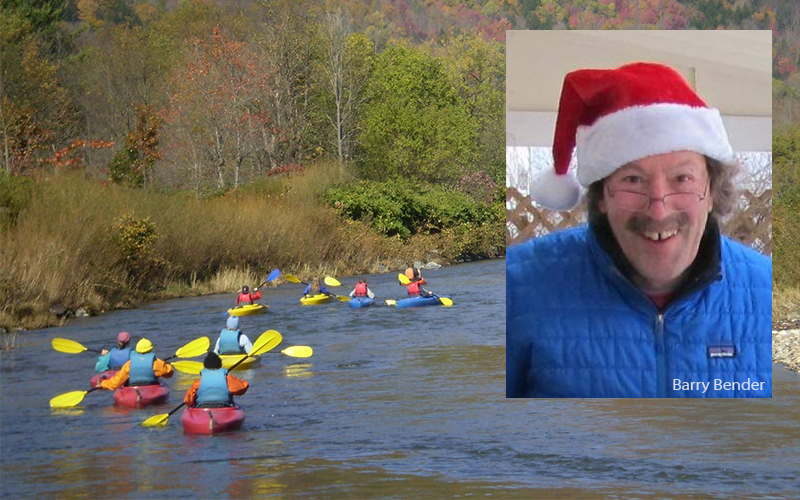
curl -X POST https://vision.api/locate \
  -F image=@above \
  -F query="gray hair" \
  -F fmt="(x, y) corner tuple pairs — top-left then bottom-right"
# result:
(586, 156), (741, 225)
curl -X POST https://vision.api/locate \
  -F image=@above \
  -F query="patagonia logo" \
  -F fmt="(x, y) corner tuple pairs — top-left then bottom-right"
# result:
(708, 345), (736, 359)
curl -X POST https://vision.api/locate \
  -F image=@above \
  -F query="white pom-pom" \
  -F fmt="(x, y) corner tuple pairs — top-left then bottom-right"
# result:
(529, 169), (582, 211)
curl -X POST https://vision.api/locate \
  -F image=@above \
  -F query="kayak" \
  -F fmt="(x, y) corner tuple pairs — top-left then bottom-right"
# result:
(113, 382), (170, 408)
(348, 297), (375, 309)
(396, 296), (442, 309)
(90, 370), (118, 388)
(219, 353), (261, 371)
(300, 294), (332, 305)
(181, 404), (245, 435)
(227, 303), (267, 316)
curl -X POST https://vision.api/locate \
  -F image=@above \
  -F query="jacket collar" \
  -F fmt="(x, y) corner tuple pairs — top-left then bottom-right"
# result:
(589, 217), (722, 300)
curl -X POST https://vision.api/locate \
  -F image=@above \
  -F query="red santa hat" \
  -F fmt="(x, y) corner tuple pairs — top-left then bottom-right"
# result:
(530, 62), (734, 210)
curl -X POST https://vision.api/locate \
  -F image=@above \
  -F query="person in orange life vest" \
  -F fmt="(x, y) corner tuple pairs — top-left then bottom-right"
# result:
(235, 285), (261, 306)
(214, 315), (253, 355)
(349, 278), (375, 299)
(407, 277), (434, 298)
(184, 352), (249, 408)
(95, 331), (133, 372)
(97, 338), (173, 389)
(303, 277), (333, 297)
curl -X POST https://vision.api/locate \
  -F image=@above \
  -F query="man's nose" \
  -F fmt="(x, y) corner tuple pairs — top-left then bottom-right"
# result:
(644, 178), (672, 218)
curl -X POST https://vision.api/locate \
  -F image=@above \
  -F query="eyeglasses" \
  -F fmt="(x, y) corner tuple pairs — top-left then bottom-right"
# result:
(606, 185), (708, 212)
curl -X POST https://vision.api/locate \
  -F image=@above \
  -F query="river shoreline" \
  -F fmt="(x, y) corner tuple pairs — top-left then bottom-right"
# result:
(772, 320), (800, 373)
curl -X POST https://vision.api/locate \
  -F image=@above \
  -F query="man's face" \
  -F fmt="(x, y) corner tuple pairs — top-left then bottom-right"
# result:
(598, 151), (713, 293)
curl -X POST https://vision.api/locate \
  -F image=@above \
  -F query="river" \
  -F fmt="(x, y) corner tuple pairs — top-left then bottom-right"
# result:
(1, 259), (798, 498)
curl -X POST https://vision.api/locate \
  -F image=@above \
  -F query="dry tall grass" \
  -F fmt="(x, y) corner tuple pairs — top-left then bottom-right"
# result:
(0, 162), (437, 329)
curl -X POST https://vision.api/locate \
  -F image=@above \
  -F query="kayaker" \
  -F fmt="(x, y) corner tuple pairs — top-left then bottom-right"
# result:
(184, 352), (249, 408)
(97, 338), (174, 389)
(235, 285), (261, 306)
(213, 316), (253, 355)
(407, 277), (434, 298)
(95, 331), (133, 372)
(349, 278), (375, 299)
(402, 265), (426, 285)
(303, 277), (333, 297)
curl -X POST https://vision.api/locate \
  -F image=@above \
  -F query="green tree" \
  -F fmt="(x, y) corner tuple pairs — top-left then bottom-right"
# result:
(358, 42), (478, 184)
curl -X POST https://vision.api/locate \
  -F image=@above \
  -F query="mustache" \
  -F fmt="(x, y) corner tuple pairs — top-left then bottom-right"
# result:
(625, 212), (689, 234)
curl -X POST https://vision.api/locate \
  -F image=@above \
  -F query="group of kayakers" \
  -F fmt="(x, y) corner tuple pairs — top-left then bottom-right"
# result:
(93, 313), (256, 409)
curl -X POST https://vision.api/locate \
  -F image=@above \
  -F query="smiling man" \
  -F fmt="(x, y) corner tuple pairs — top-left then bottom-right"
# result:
(506, 62), (772, 398)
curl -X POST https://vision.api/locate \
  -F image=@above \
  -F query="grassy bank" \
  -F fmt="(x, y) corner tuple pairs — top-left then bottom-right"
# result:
(1, 162), (504, 331)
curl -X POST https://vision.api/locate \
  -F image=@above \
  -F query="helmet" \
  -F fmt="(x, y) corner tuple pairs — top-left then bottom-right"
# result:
(136, 338), (153, 354)
(117, 331), (131, 343)
(227, 316), (240, 330)
(242, 285), (249, 293)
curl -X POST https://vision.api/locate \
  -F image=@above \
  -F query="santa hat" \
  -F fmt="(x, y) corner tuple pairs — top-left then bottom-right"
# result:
(530, 62), (734, 210)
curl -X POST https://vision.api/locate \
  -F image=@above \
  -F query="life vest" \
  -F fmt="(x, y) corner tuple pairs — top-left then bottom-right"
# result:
(218, 329), (243, 355)
(407, 281), (421, 296)
(196, 368), (231, 405)
(128, 352), (157, 385)
(108, 346), (132, 369)
(354, 282), (368, 297)
(237, 292), (254, 305)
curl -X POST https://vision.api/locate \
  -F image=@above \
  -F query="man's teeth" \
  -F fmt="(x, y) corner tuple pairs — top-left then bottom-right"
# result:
(643, 229), (677, 241)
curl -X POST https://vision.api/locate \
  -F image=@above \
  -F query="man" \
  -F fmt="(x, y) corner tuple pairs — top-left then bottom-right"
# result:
(184, 352), (249, 408)
(235, 285), (261, 306)
(506, 62), (771, 398)
(214, 315), (253, 355)
(349, 279), (375, 299)
(98, 338), (173, 389)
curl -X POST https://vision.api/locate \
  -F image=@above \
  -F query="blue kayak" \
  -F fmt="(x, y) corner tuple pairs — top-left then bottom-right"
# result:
(348, 297), (375, 309)
(395, 296), (441, 309)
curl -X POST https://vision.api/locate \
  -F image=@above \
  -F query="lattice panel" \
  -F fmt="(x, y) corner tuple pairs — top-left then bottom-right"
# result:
(507, 187), (772, 256)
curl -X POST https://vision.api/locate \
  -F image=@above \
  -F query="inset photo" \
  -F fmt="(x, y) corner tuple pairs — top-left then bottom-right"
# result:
(506, 30), (772, 398)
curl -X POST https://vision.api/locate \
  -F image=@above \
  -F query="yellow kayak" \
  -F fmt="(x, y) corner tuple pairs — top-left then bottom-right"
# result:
(300, 294), (332, 305)
(220, 353), (261, 371)
(227, 303), (268, 317)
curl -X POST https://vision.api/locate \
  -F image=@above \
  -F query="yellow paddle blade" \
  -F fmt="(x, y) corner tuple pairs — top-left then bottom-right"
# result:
(141, 413), (171, 427)
(324, 276), (341, 287)
(337, 295), (350, 302)
(281, 346), (313, 358)
(252, 330), (283, 356)
(285, 274), (302, 284)
(439, 297), (454, 307)
(49, 390), (90, 408)
(397, 273), (411, 285)
(385, 299), (397, 306)
(51, 337), (88, 354)
(174, 337), (210, 358)
(172, 360), (204, 375)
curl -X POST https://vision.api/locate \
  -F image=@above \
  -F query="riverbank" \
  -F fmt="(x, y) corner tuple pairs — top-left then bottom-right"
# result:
(772, 288), (800, 373)
(1, 166), (504, 333)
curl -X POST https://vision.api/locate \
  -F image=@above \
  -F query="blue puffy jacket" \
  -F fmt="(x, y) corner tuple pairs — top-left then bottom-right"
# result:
(506, 223), (772, 398)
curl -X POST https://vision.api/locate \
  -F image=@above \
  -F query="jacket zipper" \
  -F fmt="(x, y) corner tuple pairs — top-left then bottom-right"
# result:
(654, 313), (667, 398)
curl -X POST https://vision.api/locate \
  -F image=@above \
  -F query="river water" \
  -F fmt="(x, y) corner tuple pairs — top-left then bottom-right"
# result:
(1, 259), (799, 498)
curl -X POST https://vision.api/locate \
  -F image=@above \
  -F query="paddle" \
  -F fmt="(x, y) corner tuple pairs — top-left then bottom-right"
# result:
(284, 274), (306, 285)
(257, 268), (281, 289)
(398, 273), (411, 286)
(141, 329), (282, 427)
(51, 338), (104, 354)
(171, 345), (314, 375)
(49, 336), (210, 408)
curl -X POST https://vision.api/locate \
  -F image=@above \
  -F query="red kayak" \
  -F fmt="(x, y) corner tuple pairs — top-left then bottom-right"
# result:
(181, 404), (245, 435)
(90, 370), (119, 388)
(113, 382), (170, 408)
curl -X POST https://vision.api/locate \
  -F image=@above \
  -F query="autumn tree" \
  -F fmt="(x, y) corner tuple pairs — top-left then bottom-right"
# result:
(358, 42), (478, 184)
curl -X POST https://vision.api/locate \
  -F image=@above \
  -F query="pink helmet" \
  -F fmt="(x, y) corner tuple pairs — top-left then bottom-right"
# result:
(117, 331), (132, 343)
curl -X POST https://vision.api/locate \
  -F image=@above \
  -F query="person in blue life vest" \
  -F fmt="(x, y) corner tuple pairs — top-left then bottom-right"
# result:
(95, 331), (133, 372)
(506, 62), (771, 398)
(214, 315), (253, 355)
(349, 279), (375, 299)
(235, 285), (261, 306)
(406, 277), (434, 298)
(97, 338), (174, 389)
(183, 352), (249, 408)
(303, 277), (333, 297)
